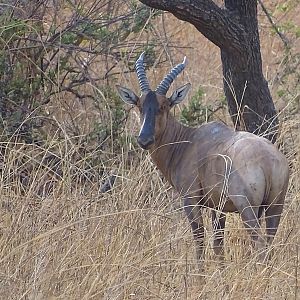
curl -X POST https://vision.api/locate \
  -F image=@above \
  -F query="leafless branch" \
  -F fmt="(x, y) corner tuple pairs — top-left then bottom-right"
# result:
(258, 0), (290, 48)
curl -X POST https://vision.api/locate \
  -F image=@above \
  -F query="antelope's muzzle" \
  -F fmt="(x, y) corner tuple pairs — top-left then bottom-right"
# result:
(137, 135), (154, 150)
(137, 91), (157, 150)
(137, 114), (155, 150)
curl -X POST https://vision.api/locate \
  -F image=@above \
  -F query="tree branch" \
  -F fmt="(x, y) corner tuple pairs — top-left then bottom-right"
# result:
(258, 0), (290, 48)
(139, 0), (247, 55)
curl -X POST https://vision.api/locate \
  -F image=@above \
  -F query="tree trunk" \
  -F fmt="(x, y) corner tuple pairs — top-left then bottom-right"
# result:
(139, 0), (278, 142)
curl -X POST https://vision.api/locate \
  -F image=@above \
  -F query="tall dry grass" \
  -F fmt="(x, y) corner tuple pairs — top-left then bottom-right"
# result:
(0, 117), (299, 299)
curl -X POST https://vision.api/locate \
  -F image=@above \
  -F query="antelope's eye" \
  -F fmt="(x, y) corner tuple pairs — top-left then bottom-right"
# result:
(159, 104), (166, 111)
(158, 106), (164, 113)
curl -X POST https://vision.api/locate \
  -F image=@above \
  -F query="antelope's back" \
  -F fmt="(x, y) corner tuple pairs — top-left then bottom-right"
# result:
(191, 121), (289, 210)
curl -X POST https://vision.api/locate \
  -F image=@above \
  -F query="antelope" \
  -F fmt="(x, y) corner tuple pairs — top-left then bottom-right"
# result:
(116, 53), (289, 266)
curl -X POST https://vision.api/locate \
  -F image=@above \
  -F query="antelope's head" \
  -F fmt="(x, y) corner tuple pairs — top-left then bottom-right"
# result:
(116, 52), (191, 150)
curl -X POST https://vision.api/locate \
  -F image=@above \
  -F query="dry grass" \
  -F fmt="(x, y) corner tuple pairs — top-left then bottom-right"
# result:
(0, 121), (299, 299)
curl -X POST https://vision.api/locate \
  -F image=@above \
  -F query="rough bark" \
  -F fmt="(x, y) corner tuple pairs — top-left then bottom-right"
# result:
(139, 0), (278, 142)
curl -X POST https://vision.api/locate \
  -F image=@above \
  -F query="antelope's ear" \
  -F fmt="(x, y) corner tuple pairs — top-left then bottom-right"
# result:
(169, 83), (191, 107)
(116, 85), (139, 105)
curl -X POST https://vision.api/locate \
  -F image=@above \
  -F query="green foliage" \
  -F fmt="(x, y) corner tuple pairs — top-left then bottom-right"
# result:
(180, 87), (210, 126)
(276, 3), (290, 12)
(132, 6), (161, 33)
(87, 86), (128, 148)
(0, 17), (43, 143)
(273, 0), (300, 38)
(180, 87), (226, 127)
(295, 27), (300, 38)
(273, 21), (300, 38)
(275, 1), (295, 13)
(277, 89), (285, 98)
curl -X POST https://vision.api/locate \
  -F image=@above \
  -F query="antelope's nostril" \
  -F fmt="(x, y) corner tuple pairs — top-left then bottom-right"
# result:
(137, 136), (154, 149)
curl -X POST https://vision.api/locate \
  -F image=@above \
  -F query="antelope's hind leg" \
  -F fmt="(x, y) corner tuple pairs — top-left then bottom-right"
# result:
(229, 195), (267, 261)
(265, 203), (284, 246)
(184, 197), (205, 268)
(212, 210), (226, 261)
(264, 182), (288, 257)
(241, 205), (268, 261)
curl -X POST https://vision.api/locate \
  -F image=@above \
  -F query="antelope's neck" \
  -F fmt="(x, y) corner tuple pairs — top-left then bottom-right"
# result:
(149, 114), (194, 185)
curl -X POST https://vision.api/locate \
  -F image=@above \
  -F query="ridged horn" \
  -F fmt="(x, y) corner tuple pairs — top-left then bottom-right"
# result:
(156, 57), (187, 95)
(135, 52), (150, 93)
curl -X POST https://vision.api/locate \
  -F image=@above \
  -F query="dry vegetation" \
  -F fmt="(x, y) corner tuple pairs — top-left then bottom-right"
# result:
(0, 0), (299, 299)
